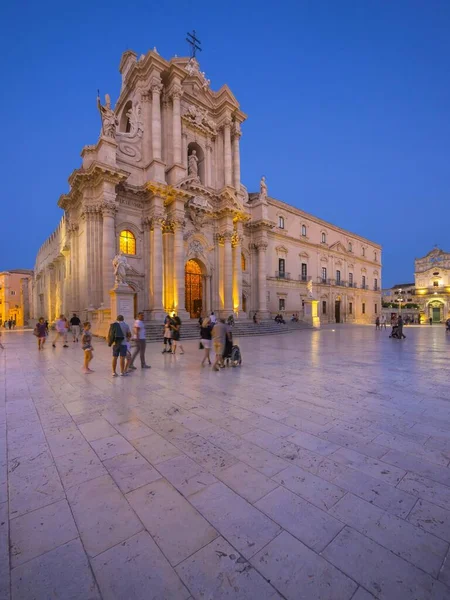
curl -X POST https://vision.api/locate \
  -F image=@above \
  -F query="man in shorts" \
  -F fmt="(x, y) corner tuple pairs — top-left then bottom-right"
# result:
(110, 315), (131, 377)
(211, 318), (230, 371)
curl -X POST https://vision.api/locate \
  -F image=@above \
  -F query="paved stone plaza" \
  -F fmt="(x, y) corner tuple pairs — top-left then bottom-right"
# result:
(1, 325), (450, 599)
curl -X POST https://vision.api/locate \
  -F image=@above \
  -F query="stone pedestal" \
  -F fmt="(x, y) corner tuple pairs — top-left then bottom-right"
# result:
(303, 299), (320, 328)
(109, 284), (135, 326)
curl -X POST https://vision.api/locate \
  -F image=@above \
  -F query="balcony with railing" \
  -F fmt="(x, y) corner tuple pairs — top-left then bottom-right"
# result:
(348, 282), (357, 288)
(275, 271), (291, 280)
(299, 275), (309, 282)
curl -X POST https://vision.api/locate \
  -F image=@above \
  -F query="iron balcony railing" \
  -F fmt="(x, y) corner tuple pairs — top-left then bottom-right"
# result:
(299, 275), (308, 282)
(275, 271), (291, 280)
(348, 282), (357, 288)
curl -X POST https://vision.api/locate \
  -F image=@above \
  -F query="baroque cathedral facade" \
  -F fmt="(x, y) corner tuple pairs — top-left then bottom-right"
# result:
(33, 48), (382, 332)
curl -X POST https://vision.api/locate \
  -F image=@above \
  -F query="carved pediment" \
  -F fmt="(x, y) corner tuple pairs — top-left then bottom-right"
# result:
(329, 241), (347, 253)
(182, 103), (217, 136)
(185, 195), (213, 230)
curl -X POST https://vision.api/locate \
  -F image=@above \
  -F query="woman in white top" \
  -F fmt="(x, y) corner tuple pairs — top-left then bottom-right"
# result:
(162, 315), (173, 353)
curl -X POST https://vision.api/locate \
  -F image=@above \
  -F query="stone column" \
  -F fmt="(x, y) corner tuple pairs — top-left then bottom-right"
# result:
(171, 85), (182, 165)
(232, 232), (243, 316)
(205, 137), (212, 187)
(182, 133), (188, 169)
(223, 118), (233, 187)
(102, 203), (117, 306)
(48, 265), (56, 321)
(141, 92), (152, 165)
(151, 79), (163, 161)
(142, 217), (151, 310)
(232, 125), (241, 192)
(172, 220), (189, 319)
(256, 242), (269, 318)
(223, 231), (233, 316)
(149, 215), (165, 319)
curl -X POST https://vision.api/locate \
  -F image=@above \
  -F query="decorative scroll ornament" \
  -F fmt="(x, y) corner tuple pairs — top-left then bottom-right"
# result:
(188, 239), (204, 257)
(186, 196), (213, 230)
(117, 102), (144, 162)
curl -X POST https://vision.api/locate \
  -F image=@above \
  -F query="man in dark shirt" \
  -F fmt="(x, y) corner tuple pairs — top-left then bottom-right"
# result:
(70, 313), (81, 343)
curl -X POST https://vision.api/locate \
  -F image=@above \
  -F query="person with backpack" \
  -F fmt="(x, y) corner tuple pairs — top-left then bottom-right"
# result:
(108, 315), (131, 377)
(171, 313), (184, 355)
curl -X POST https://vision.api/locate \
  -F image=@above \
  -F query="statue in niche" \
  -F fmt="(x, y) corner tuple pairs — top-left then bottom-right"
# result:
(259, 176), (268, 201)
(97, 93), (117, 138)
(188, 150), (199, 177)
(112, 252), (128, 285)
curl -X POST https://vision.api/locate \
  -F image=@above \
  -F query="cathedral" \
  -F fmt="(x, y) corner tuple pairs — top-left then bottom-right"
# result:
(33, 47), (382, 333)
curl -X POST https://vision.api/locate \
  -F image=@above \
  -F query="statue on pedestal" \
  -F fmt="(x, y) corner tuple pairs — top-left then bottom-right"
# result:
(112, 253), (128, 285)
(307, 278), (314, 299)
(188, 150), (199, 177)
(97, 93), (117, 138)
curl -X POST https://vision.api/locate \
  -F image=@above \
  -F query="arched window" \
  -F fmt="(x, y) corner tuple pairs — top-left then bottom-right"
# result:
(241, 253), (246, 271)
(278, 216), (285, 229)
(321, 232), (326, 244)
(119, 230), (136, 255)
(120, 100), (132, 133)
(348, 242), (353, 252)
(301, 225), (307, 237)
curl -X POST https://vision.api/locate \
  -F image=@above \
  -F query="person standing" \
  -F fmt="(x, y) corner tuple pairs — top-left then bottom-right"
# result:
(128, 312), (151, 370)
(210, 311), (217, 326)
(200, 317), (212, 366)
(108, 315), (131, 376)
(35, 317), (47, 350)
(81, 322), (94, 373)
(380, 314), (387, 329)
(162, 315), (173, 353)
(52, 315), (69, 348)
(429, 316), (433, 325)
(70, 313), (81, 343)
(211, 318), (230, 371)
(171, 313), (184, 355)
(375, 316), (380, 330)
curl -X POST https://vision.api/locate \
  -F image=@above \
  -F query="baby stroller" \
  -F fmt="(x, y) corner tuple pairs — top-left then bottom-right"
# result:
(389, 325), (405, 339)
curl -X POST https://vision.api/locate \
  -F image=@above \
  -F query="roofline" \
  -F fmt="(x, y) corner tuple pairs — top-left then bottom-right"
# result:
(263, 195), (382, 249)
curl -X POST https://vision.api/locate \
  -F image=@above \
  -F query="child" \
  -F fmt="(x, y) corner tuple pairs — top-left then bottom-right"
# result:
(34, 317), (47, 350)
(81, 322), (94, 373)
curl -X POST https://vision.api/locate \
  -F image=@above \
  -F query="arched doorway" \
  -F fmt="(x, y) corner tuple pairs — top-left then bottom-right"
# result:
(185, 259), (203, 318)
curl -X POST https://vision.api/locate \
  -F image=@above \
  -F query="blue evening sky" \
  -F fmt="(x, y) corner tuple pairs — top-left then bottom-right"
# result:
(1, 0), (449, 287)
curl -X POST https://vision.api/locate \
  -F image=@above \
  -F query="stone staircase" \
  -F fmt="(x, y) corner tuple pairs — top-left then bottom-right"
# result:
(144, 318), (311, 343)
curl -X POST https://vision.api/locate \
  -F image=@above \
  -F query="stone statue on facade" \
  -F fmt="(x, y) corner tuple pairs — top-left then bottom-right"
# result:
(306, 278), (314, 299)
(188, 150), (199, 177)
(112, 252), (128, 285)
(97, 93), (117, 138)
(259, 176), (268, 201)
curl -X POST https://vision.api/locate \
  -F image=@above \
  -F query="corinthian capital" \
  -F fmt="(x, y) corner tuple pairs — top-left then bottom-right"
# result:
(101, 201), (117, 217)
(150, 78), (163, 94)
(169, 84), (183, 100)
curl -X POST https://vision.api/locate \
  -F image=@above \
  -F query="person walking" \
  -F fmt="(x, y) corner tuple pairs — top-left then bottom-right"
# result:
(211, 318), (230, 371)
(210, 311), (217, 326)
(375, 316), (380, 330)
(128, 312), (151, 370)
(397, 315), (406, 339)
(34, 317), (47, 350)
(108, 315), (131, 376)
(171, 313), (184, 355)
(81, 321), (94, 373)
(70, 313), (81, 342)
(429, 316), (433, 326)
(380, 314), (387, 329)
(200, 317), (212, 366)
(162, 315), (173, 353)
(52, 315), (69, 348)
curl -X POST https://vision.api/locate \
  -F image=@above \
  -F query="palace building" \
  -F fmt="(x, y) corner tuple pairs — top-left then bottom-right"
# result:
(32, 48), (382, 333)
(0, 270), (33, 326)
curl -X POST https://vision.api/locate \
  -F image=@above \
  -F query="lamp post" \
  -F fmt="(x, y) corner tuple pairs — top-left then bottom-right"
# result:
(397, 288), (403, 317)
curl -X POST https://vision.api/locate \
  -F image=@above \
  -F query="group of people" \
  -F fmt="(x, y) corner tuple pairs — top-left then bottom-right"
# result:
(162, 314), (184, 354)
(2, 319), (16, 329)
(107, 312), (150, 376)
(199, 313), (233, 371)
(274, 313), (286, 324)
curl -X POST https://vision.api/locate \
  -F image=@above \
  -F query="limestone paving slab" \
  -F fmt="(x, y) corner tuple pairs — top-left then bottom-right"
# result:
(0, 502), (9, 600)
(407, 498), (450, 542)
(103, 450), (162, 494)
(176, 536), (281, 599)
(156, 454), (218, 497)
(53, 446), (107, 490)
(127, 478), (218, 566)
(92, 531), (190, 600)
(251, 530), (357, 600)
(90, 433), (135, 461)
(11, 538), (101, 600)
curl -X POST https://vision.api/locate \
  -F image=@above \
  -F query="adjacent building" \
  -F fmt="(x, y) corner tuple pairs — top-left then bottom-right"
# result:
(32, 48), (381, 332)
(382, 247), (450, 323)
(0, 270), (33, 326)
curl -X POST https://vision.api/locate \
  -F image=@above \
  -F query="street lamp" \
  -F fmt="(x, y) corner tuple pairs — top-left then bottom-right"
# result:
(397, 288), (403, 317)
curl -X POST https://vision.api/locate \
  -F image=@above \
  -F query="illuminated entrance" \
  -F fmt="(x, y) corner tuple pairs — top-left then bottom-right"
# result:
(185, 259), (203, 318)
